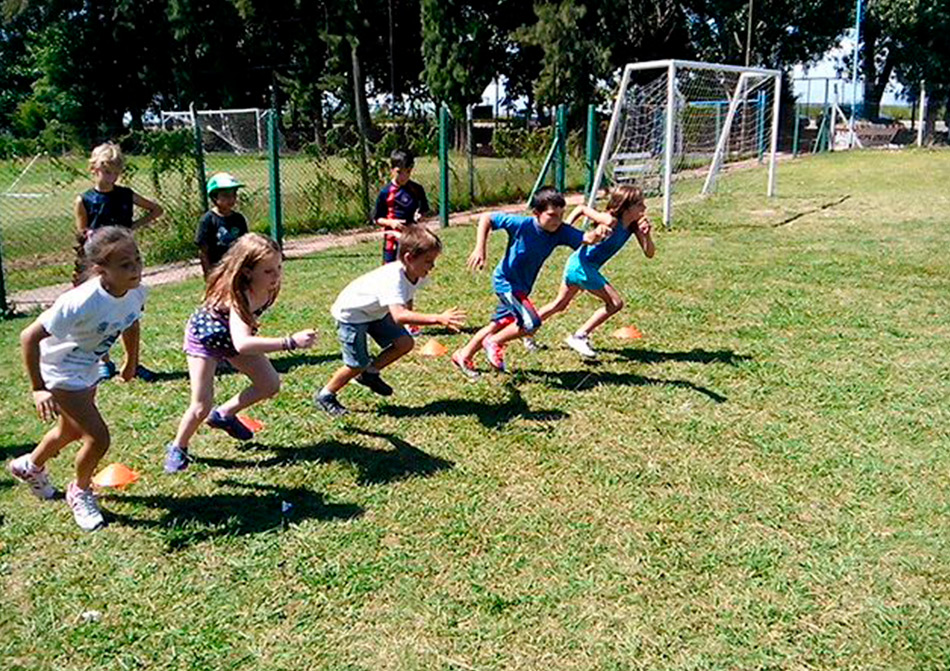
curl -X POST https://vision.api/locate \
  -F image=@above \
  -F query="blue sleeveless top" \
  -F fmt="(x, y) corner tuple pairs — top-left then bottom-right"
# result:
(575, 223), (634, 269)
(81, 186), (134, 229)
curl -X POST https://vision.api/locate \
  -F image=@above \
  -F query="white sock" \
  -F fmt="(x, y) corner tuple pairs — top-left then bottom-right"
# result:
(574, 331), (588, 339)
(319, 386), (334, 398)
(366, 366), (380, 375)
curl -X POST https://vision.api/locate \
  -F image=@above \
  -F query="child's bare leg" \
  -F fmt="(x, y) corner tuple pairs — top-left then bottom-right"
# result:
(30, 413), (83, 469)
(372, 335), (414, 371)
(488, 320), (530, 347)
(324, 365), (363, 394)
(51, 388), (109, 490)
(576, 284), (624, 337)
(172, 356), (218, 448)
(456, 321), (503, 361)
(216, 353), (280, 416)
(537, 283), (581, 322)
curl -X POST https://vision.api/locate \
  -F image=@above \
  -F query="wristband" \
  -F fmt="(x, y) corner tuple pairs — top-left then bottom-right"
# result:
(284, 335), (297, 351)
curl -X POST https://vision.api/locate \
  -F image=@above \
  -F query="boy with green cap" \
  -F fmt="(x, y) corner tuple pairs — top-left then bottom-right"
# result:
(196, 172), (248, 278)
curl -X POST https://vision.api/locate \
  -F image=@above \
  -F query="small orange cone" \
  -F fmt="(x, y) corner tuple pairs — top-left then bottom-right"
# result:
(419, 339), (448, 357)
(612, 325), (643, 340)
(238, 414), (265, 432)
(92, 463), (139, 489)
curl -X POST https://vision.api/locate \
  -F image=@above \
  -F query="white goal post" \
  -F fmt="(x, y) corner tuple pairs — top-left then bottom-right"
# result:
(589, 59), (782, 227)
(160, 107), (270, 153)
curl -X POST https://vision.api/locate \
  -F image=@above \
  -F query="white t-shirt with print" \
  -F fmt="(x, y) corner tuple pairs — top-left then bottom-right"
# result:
(331, 261), (426, 324)
(39, 276), (148, 390)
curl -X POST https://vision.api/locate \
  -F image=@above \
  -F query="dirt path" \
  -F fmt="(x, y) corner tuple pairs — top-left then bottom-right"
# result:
(9, 194), (587, 309)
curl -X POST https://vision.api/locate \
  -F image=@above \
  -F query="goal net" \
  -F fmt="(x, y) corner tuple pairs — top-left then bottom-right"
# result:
(161, 108), (271, 154)
(590, 60), (781, 226)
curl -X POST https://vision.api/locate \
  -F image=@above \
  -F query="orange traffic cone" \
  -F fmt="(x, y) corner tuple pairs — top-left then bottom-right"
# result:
(92, 463), (139, 489)
(612, 325), (643, 340)
(419, 339), (448, 357)
(238, 414), (265, 432)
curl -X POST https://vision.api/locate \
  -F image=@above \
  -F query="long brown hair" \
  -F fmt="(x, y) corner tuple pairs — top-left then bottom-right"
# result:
(605, 185), (644, 223)
(72, 226), (138, 285)
(204, 233), (281, 329)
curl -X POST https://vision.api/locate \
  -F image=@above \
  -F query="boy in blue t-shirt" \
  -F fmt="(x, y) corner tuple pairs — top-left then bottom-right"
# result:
(374, 150), (430, 264)
(451, 187), (609, 378)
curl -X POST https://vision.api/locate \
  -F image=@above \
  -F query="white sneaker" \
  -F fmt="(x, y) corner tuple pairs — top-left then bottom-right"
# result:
(66, 482), (105, 532)
(9, 455), (56, 500)
(523, 337), (542, 352)
(565, 334), (597, 358)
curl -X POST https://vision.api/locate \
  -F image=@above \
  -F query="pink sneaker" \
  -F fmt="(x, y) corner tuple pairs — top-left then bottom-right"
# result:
(451, 352), (481, 381)
(9, 455), (56, 500)
(66, 481), (105, 532)
(482, 339), (507, 372)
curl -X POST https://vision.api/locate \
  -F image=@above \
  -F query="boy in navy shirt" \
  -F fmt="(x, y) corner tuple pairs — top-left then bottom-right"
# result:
(196, 172), (248, 277)
(451, 187), (609, 378)
(374, 150), (430, 264)
(73, 142), (163, 383)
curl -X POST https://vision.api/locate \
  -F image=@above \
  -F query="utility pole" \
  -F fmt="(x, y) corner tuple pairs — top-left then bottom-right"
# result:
(745, 0), (754, 66)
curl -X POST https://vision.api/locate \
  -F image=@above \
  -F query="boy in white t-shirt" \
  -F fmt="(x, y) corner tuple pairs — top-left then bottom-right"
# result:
(315, 226), (465, 416)
(10, 227), (147, 532)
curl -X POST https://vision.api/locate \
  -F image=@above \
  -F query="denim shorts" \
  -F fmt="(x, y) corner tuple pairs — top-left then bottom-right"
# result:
(563, 253), (608, 291)
(491, 291), (542, 333)
(337, 314), (409, 368)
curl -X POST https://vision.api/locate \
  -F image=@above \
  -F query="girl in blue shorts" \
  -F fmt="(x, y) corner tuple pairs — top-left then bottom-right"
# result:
(164, 233), (317, 472)
(537, 185), (655, 359)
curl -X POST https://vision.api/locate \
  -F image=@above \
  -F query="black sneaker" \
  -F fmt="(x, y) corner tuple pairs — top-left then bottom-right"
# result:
(356, 371), (393, 396)
(315, 391), (348, 417)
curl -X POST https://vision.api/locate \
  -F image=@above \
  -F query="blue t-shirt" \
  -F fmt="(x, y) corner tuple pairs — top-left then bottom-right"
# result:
(81, 186), (134, 229)
(490, 213), (584, 294)
(575, 223), (634, 269)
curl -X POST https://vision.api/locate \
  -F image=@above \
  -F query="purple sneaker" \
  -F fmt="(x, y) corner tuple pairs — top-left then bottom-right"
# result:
(163, 443), (190, 473)
(206, 409), (253, 441)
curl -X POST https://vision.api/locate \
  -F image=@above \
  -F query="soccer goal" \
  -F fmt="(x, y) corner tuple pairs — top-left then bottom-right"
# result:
(160, 108), (272, 153)
(589, 59), (782, 227)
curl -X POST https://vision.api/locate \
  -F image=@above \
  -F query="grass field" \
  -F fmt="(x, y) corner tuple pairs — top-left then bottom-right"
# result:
(3, 149), (950, 670)
(0, 150), (586, 295)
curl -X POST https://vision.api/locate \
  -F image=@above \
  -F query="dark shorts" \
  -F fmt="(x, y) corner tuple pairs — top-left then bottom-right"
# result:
(382, 232), (399, 264)
(491, 291), (542, 333)
(337, 314), (409, 369)
(183, 306), (238, 360)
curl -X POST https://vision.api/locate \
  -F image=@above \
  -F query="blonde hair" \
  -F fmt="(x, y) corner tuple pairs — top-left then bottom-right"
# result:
(204, 233), (281, 329)
(398, 225), (442, 260)
(72, 226), (138, 285)
(88, 142), (125, 172)
(605, 185), (644, 219)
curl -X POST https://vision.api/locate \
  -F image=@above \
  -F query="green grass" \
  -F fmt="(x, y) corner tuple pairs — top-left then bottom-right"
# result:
(3, 149), (950, 669)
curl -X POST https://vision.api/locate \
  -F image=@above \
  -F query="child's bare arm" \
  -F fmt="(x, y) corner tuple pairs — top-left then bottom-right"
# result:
(467, 213), (493, 270)
(20, 320), (58, 421)
(376, 217), (407, 230)
(567, 205), (615, 228)
(74, 196), (89, 236)
(389, 304), (466, 331)
(582, 224), (611, 245)
(635, 216), (655, 258)
(198, 246), (213, 277)
(229, 308), (317, 355)
(118, 321), (141, 382)
(131, 192), (163, 229)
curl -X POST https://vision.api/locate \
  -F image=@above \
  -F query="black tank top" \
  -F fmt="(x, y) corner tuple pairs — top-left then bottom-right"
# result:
(81, 186), (134, 229)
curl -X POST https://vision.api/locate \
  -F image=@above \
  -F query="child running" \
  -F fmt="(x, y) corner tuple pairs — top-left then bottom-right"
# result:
(10, 227), (148, 531)
(536, 185), (655, 358)
(315, 225), (465, 417)
(73, 142), (163, 383)
(164, 233), (317, 473)
(451, 187), (609, 378)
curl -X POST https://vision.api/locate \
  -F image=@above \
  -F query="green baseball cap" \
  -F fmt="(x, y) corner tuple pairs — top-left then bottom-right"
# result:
(206, 172), (243, 196)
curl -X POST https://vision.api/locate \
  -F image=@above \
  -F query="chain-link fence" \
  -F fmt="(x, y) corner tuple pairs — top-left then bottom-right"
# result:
(0, 102), (600, 312)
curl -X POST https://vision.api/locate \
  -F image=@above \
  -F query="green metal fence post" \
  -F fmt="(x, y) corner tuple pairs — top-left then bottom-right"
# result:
(0, 228), (9, 316)
(439, 104), (450, 227)
(267, 88), (283, 248)
(190, 102), (208, 213)
(555, 104), (567, 193)
(467, 104), (475, 207)
(585, 104), (597, 199)
(792, 103), (801, 157)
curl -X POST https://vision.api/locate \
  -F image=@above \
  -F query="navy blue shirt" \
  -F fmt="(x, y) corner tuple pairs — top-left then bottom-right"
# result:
(489, 213), (584, 295)
(81, 186), (134, 230)
(195, 211), (248, 266)
(373, 180), (430, 226)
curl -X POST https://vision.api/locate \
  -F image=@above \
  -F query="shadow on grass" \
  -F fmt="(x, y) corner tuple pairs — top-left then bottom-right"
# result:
(0, 443), (33, 461)
(420, 325), (481, 336)
(272, 352), (338, 373)
(605, 347), (752, 366)
(379, 385), (568, 429)
(522, 368), (727, 403)
(106, 479), (362, 550)
(195, 432), (453, 485)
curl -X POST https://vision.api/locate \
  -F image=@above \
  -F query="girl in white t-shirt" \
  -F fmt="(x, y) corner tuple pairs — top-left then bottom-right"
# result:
(10, 227), (148, 531)
(315, 225), (465, 416)
(164, 234), (317, 473)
